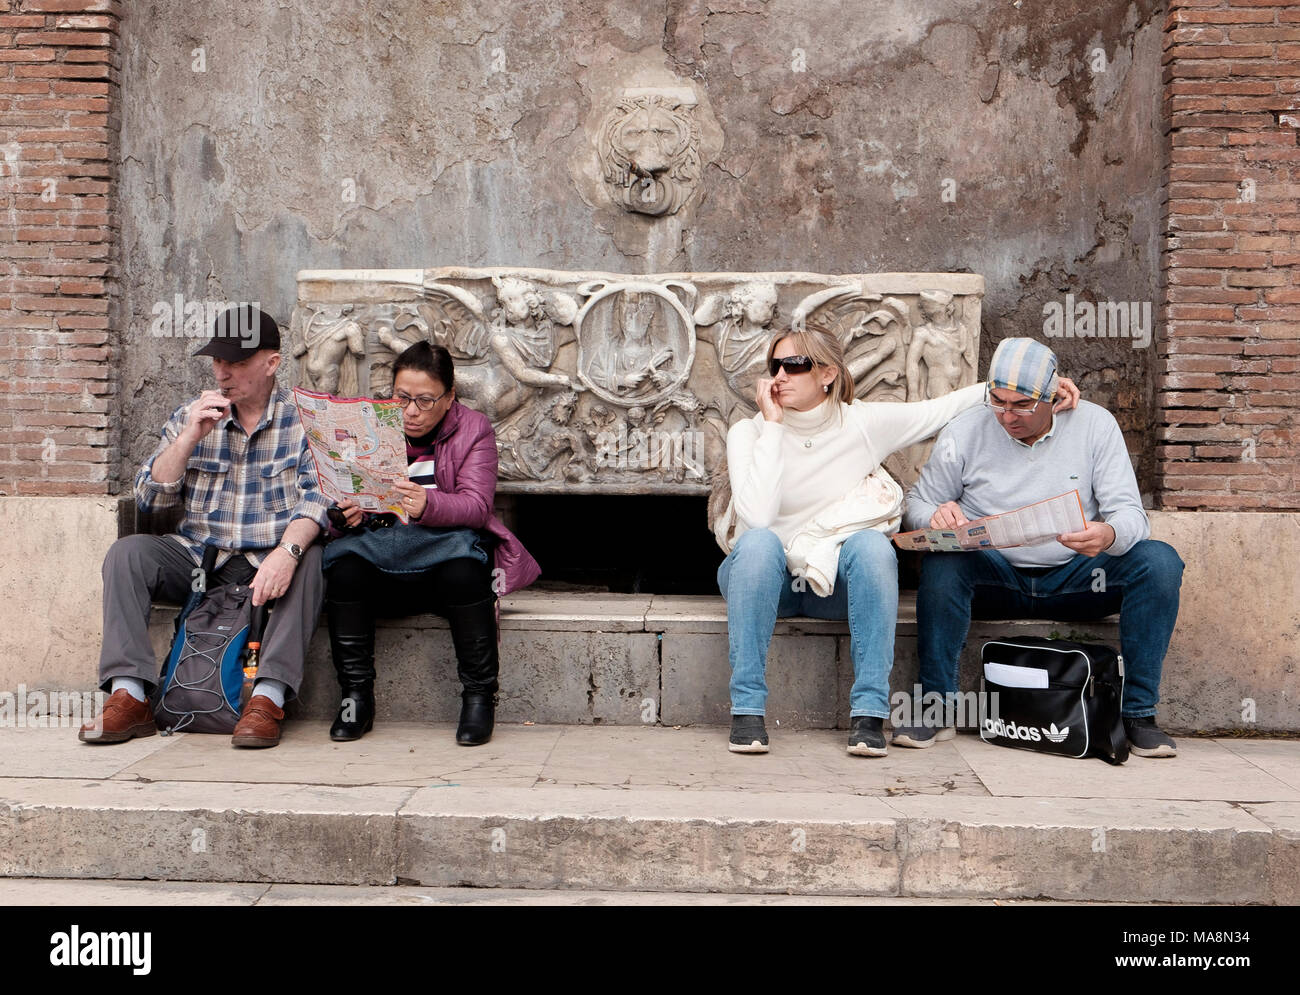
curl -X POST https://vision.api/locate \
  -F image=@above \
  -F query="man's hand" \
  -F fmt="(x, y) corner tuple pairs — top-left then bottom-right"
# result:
(755, 376), (784, 423)
(250, 546), (296, 607)
(182, 390), (232, 443)
(929, 501), (969, 530)
(335, 497), (364, 528)
(1052, 377), (1081, 413)
(1058, 520), (1115, 557)
(393, 479), (428, 520)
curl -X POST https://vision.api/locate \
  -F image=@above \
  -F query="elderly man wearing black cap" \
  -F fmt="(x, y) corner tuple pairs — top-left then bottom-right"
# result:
(79, 305), (331, 748)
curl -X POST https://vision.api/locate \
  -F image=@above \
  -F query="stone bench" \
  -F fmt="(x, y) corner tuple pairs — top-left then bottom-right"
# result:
(148, 591), (1122, 730)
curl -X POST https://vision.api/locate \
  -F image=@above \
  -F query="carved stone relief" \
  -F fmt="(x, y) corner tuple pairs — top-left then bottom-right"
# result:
(292, 268), (984, 495)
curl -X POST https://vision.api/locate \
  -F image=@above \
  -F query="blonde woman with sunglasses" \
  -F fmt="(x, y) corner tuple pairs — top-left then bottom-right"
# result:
(715, 328), (1078, 757)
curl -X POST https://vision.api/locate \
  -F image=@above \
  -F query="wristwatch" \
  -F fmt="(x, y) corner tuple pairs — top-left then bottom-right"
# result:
(278, 542), (304, 562)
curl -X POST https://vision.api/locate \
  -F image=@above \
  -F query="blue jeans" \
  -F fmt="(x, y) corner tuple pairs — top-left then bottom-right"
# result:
(916, 540), (1184, 718)
(717, 527), (899, 718)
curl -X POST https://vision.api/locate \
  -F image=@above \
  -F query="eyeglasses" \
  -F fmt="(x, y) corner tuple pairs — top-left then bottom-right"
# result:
(394, 389), (450, 412)
(985, 390), (1041, 417)
(768, 355), (815, 376)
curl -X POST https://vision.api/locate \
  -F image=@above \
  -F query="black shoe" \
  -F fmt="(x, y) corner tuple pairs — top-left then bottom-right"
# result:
(326, 600), (376, 742)
(330, 686), (374, 742)
(1124, 716), (1177, 758)
(457, 691), (497, 746)
(728, 714), (769, 754)
(446, 598), (500, 747)
(847, 716), (887, 757)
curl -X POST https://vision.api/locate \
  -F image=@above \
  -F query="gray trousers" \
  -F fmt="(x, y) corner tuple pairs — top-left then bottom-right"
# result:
(99, 534), (324, 699)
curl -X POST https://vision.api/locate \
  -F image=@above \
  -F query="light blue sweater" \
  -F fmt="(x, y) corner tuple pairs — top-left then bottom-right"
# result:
(903, 400), (1149, 568)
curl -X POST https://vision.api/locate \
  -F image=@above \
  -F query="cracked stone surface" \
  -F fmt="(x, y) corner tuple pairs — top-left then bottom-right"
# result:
(0, 724), (1286, 804)
(118, 0), (1165, 499)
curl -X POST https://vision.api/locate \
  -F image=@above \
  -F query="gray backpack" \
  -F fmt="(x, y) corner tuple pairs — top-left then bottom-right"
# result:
(152, 546), (268, 733)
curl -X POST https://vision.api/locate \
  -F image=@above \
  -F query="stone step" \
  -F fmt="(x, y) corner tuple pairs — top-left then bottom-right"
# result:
(0, 878), (1099, 905)
(2, 724), (1296, 903)
(147, 592), (1125, 729)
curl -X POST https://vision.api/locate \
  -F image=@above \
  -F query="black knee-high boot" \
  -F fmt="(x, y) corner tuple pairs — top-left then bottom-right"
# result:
(326, 600), (376, 742)
(445, 597), (499, 746)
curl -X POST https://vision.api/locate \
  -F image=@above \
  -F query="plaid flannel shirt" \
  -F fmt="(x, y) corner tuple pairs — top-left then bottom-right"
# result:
(134, 383), (332, 569)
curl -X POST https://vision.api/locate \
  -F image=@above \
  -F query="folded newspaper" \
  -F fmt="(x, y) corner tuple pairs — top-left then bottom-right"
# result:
(292, 387), (410, 523)
(893, 490), (1087, 553)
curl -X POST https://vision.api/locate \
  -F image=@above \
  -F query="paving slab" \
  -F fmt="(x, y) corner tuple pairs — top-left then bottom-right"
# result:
(886, 795), (1274, 903)
(495, 593), (652, 632)
(646, 595), (849, 635)
(952, 734), (1300, 802)
(0, 778), (410, 885)
(1216, 738), (1300, 794)
(0, 726), (179, 779)
(0, 878), (271, 906)
(0, 878), (1088, 905)
(1240, 802), (1300, 903)
(114, 722), (563, 788)
(537, 725), (985, 796)
(396, 785), (902, 894)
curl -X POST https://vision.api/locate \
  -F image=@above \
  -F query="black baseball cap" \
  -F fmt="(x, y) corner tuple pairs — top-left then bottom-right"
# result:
(193, 305), (281, 360)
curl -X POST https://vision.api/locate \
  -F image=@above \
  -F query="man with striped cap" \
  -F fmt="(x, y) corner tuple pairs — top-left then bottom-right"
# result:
(895, 337), (1184, 757)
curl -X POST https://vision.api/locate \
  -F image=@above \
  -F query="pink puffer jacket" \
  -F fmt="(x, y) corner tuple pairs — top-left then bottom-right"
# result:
(413, 400), (540, 594)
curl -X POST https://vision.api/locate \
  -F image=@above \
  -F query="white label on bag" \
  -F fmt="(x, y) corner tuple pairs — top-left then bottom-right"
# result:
(983, 661), (1049, 689)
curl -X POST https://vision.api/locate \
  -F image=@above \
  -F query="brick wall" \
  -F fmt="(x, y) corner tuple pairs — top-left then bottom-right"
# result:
(0, 0), (120, 496)
(1161, 0), (1300, 510)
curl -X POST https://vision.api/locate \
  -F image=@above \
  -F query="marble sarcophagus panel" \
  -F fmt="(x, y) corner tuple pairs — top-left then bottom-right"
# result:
(291, 268), (984, 495)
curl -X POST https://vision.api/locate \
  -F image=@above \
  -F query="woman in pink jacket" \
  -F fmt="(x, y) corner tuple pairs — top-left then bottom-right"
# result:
(324, 341), (540, 745)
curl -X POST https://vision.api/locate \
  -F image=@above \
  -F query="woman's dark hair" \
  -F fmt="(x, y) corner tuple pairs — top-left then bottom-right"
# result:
(392, 340), (454, 390)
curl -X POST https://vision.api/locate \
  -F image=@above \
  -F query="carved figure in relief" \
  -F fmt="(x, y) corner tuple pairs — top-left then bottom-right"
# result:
(792, 287), (911, 402)
(694, 281), (779, 411)
(368, 309), (430, 397)
(598, 94), (701, 216)
(499, 389), (591, 483)
(906, 290), (973, 400)
(293, 303), (366, 395)
(425, 277), (581, 423)
(843, 297), (909, 401)
(585, 291), (675, 396)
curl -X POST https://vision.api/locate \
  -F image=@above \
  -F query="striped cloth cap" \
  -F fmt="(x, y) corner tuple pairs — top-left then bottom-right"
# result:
(988, 337), (1059, 402)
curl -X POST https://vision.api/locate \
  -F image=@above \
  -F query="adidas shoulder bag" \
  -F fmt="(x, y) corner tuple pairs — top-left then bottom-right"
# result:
(979, 636), (1128, 765)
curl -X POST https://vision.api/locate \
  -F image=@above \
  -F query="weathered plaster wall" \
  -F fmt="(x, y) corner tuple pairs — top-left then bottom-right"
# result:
(117, 1), (1164, 494)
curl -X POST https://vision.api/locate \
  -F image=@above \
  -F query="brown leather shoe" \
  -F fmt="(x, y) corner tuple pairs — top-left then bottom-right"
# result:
(79, 688), (156, 744)
(231, 695), (284, 748)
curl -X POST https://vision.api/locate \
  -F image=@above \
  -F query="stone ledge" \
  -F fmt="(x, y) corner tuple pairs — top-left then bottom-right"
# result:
(2, 724), (1295, 903)
(140, 591), (1121, 729)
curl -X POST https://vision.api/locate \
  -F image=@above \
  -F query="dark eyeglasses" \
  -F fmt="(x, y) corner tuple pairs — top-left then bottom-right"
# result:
(768, 355), (815, 376)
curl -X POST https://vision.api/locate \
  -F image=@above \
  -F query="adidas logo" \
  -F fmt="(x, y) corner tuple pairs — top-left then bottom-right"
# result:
(982, 717), (1072, 743)
(983, 717), (1041, 742)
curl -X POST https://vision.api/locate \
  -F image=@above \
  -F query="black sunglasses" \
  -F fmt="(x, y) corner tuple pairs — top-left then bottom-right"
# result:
(768, 355), (815, 376)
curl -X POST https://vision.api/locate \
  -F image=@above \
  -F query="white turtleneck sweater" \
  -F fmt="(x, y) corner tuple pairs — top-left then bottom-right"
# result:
(727, 383), (987, 547)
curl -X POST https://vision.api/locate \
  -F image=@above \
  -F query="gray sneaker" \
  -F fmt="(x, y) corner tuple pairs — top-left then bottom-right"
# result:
(891, 725), (957, 749)
(1124, 716), (1177, 758)
(728, 714), (770, 754)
